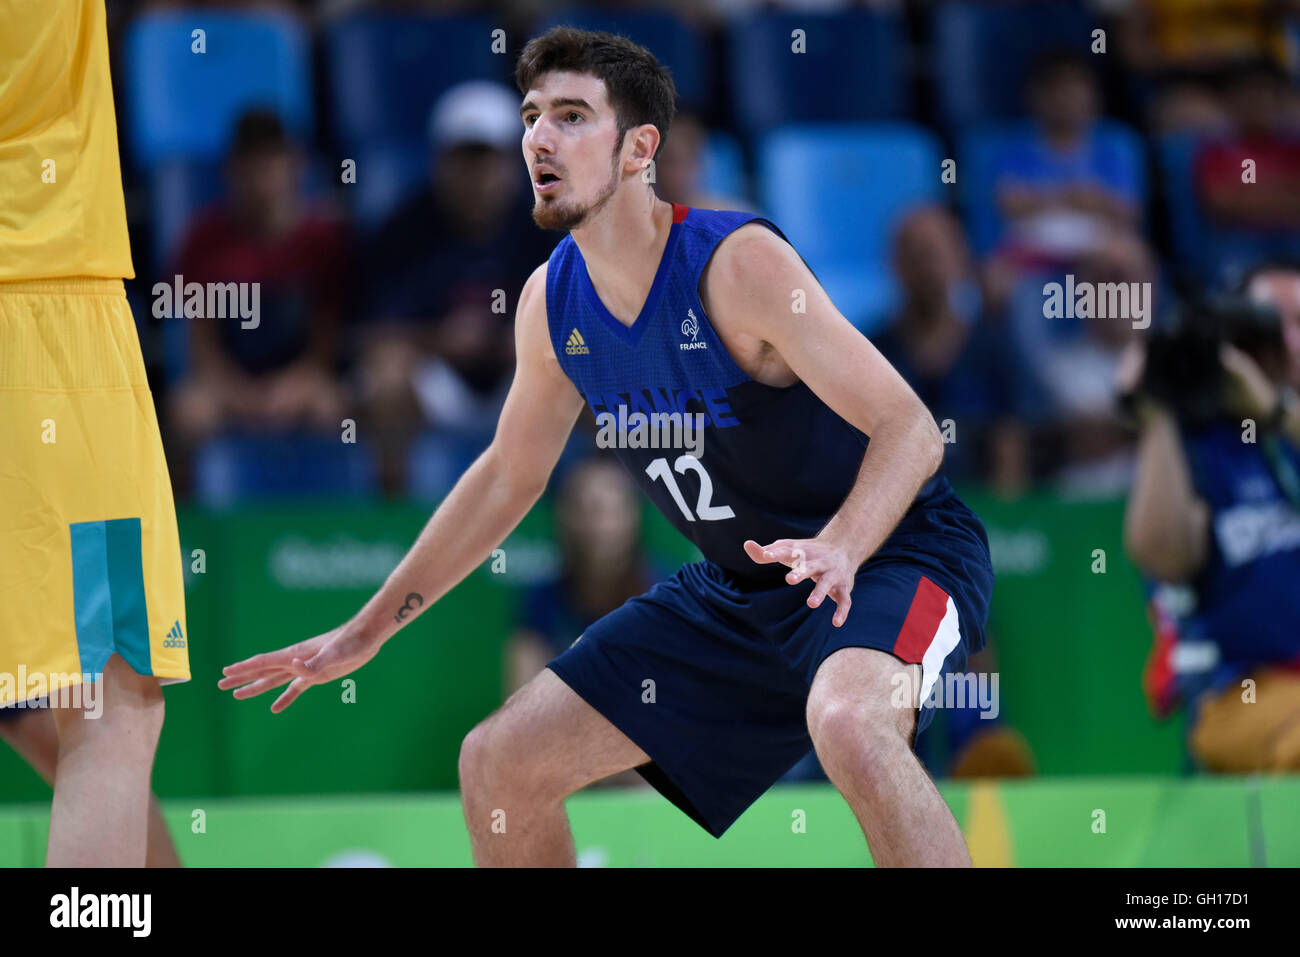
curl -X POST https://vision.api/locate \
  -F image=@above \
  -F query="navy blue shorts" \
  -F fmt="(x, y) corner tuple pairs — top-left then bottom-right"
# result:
(548, 496), (994, 838)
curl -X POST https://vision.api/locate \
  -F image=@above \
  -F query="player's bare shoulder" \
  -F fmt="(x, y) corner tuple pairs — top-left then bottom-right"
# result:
(516, 260), (559, 368)
(699, 222), (800, 388)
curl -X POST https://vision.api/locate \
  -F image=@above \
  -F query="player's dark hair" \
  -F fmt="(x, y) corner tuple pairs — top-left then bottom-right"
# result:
(515, 26), (677, 161)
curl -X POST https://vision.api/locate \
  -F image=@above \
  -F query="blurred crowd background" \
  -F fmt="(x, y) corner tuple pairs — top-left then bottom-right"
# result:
(32, 0), (1298, 792)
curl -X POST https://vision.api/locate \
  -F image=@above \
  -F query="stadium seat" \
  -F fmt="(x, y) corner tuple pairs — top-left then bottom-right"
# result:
(931, 0), (1094, 133)
(349, 141), (431, 234)
(700, 130), (748, 201)
(756, 124), (943, 332)
(123, 10), (313, 170)
(194, 432), (379, 508)
(406, 429), (495, 503)
(323, 14), (501, 153)
(726, 10), (910, 136)
(959, 120), (1148, 258)
(535, 9), (711, 111)
(1154, 133), (1210, 275)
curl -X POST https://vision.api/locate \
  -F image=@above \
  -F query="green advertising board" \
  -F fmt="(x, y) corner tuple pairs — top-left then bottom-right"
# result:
(0, 490), (1190, 806)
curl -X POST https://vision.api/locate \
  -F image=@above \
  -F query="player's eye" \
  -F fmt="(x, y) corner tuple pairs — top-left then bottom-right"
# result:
(566, 111), (582, 123)
(523, 114), (536, 127)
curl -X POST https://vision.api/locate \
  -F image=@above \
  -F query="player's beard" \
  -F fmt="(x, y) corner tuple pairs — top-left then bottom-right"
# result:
(532, 156), (622, 232)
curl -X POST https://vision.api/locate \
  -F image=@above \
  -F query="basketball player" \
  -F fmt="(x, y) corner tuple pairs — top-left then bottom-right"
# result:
(221, 27), (994, 867)
(0, 1), (189, 866)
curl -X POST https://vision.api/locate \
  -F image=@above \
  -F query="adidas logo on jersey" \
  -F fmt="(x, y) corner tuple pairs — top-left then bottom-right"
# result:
(680, 308), (707, 351)
(162, 620), (186, 649)
(565, 328), (590, 355)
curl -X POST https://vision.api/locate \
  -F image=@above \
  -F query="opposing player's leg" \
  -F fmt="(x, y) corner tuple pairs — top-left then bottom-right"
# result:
(0, 281), (190, 868)
(458, 667), (650, 866)
(45, 654), (165, 867)
(807, 648), (970, 867)
(0, 706), (181, 867)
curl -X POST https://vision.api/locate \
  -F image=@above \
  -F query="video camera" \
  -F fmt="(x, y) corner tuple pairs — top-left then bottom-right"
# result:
(1123, 295), (1285, 428)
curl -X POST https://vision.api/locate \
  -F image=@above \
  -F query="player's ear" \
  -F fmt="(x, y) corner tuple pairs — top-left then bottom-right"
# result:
(624, 123), (660, 177)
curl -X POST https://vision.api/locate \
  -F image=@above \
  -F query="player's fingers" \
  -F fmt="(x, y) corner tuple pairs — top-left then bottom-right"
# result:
(270, 677), (311, 714)
(786, 556), (823, 585)
(830, 583), (853, 628)
(229, 674), (295, 700)
(744, 539), (788, 564)
(218, 665), (290, 690)
(221, 646), (303, 680)
(806, 573), (835, 609)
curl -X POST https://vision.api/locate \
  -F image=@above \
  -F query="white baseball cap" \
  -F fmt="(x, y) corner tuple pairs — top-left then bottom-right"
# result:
(428, 80), (521, 152)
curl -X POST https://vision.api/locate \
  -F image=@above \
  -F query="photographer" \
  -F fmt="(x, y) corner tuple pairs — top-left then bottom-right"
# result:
(1119, 272), (1300, 772)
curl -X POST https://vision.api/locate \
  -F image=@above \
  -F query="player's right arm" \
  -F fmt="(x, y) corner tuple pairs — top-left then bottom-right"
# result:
(219, 261), (587, 711)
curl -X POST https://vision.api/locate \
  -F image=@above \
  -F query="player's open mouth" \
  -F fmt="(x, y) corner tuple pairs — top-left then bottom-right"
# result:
(534, 171), (562, 193)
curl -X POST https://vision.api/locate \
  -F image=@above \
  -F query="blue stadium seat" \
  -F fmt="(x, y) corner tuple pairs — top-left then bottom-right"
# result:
(323, 14), (501, 153)
(700, 130), (748, 201)
(406, 429), (495, 503)
(535, 10), (711, 110)
(960, 120), (1148, 258)
(727, 10), (910, 136)
(756, 124), (943, 332)
(123, 10), (313, 170)
(931, 0), (1094, 133)
(194, 432), (379, 508)
(350, 141), (431, 234)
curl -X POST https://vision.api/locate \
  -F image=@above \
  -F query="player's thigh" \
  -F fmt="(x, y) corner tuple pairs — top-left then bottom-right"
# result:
(51, 653), (164, 745)
(460, 666), (650, 797)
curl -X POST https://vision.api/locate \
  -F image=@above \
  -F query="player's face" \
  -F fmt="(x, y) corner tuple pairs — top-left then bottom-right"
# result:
(520, 71), (623, 231)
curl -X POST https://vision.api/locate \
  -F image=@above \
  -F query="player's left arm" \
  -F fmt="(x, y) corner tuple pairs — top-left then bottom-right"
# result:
(704, 223), (945, 625)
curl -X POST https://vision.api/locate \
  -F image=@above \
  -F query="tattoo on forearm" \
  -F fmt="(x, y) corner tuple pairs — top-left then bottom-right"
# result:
(393, 592), (424, 623)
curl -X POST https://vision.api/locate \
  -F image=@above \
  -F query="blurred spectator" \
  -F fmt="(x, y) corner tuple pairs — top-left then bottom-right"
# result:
(985, 51), (1143, 303)
(166, 109), (350, 484)
(873, 206), (1040, 496)
(355, 80), (554, 494)
(1195, 61), (1300, 247)
(505, 457), (663, 787)
(506, 457), (663, 692)
(1007, 233), (1155, 495)
(1117, 0), (1298, 133)
(1121, 278), (1300, 772)
(1244, 259), (1300, 384)
(652, 108), (753, 211)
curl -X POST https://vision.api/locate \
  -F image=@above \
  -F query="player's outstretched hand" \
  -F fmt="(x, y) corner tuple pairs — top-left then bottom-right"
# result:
(218, 623), (382, 713)
(743, 537), (856, 627)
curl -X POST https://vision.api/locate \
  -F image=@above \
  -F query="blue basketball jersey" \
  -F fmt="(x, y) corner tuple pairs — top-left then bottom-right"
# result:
(1182, 422), (1300, 679)
(545, 204), (954, 586)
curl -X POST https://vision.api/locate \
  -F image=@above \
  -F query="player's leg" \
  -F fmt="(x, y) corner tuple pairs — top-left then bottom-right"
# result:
(807, 647), (971, 867)
(0, 706), (181, 866)
(46, 654), (166, 867)
(458, 667), (650, 866)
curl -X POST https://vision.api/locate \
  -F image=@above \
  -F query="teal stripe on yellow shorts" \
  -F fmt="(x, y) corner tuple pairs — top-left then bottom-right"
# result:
(69, 517), (153, 677)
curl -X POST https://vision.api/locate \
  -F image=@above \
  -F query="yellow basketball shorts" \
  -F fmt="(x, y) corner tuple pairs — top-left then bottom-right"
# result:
(0, 279), (189, 707)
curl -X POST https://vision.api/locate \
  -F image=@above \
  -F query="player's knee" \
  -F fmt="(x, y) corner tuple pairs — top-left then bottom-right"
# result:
(458, 716), (528, 801)
(458, 721), (494, 794)
(808, 691), (913, 773)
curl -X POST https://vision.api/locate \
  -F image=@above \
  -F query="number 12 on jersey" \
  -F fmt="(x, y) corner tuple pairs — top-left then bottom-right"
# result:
(645, 455), (735, 522)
